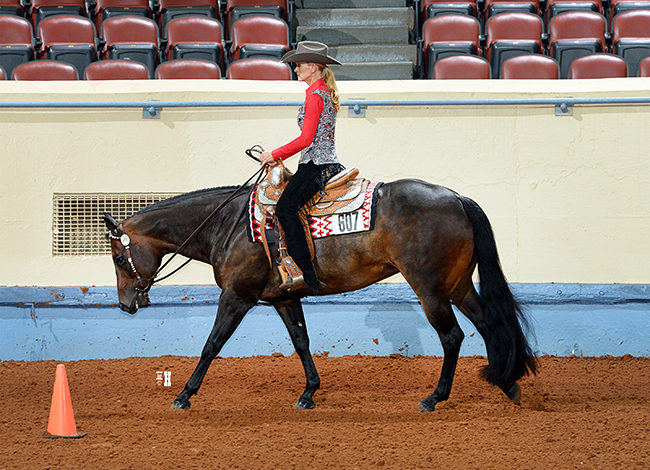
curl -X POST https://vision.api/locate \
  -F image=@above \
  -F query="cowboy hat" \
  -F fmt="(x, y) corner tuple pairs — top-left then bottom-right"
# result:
(280, 41), (341, 65)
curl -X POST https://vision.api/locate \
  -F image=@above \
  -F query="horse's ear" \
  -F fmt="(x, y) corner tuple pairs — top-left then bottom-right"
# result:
(104, 213), (119, 233)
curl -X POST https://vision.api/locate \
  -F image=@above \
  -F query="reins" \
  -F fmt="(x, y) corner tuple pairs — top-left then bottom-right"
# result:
(130, 146), (268, 289)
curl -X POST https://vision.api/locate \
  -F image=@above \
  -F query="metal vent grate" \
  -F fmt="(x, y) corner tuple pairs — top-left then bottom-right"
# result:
(52, 193), (179, 256)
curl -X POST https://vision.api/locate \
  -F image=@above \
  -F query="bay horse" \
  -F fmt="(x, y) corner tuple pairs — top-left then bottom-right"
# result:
(104, 178), (537, 411)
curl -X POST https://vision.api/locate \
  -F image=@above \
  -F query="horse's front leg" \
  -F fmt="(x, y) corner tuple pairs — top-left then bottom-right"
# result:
(172, 289), (257, 409)
(273, 299), (320, 409)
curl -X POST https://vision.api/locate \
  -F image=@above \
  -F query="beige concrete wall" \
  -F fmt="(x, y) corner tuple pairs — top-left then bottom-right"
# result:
(1, 78), (649, 286)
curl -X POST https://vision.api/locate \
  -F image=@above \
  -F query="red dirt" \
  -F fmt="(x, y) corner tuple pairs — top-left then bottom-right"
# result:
(1, 355), (648, 469)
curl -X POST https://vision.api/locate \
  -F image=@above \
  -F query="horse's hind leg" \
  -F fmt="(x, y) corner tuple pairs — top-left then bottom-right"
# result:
(172, 289), (256, 409)
(452, 283), (522, 404)
(413, 290), (465, 412)
(273, 299), (320, 409)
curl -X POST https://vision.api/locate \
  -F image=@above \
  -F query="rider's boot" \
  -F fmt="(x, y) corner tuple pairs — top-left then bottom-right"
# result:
(279, 256), (320, 294)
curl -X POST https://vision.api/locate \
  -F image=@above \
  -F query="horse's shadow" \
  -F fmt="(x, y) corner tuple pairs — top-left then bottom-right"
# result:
(364, 303), (429, 356)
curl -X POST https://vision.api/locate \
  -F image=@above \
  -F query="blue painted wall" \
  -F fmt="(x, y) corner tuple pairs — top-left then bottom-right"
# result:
(1, 284), (648, 361)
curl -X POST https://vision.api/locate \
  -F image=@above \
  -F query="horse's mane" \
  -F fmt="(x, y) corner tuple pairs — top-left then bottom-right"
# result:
(132, 185), (247, 218)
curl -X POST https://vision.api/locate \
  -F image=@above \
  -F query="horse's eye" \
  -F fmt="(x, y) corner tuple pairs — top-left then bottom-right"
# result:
(115, 255), (125, 265)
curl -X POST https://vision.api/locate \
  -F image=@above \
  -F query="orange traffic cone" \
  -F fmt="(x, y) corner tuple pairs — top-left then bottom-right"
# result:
(41, 364), (87, 439)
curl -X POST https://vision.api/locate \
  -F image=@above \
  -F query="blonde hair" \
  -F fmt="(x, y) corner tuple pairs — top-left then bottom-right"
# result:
(318, 65), (340, 112)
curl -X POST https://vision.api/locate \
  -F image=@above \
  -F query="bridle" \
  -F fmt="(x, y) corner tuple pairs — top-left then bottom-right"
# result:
(107, 146), (268, 298)
(107, 231), (153, 298)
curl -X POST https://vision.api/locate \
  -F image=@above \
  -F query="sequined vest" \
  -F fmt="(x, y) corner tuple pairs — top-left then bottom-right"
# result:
(297, 89), (339, 165)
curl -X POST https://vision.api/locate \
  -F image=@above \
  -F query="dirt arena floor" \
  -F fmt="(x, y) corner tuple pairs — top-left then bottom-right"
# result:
(1, 355), (648, 469)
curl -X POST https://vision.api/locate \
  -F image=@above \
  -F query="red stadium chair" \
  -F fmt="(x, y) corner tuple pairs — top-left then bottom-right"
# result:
(432, 55), (491, 79)
(501, 54), (560, 78)
(230, 15), (289, 61)
(0, 16), (34, 79)
(569, 53), (627, 77)
(29, 0), (86, 30)
(157, 0), (220, 37)
(639, 55), (650, 76)
(549, 11), (607, 78)
(226, 0), (287, 31)
(484, 0), (540, 23)
(612, 10), (650, 76)
(165, 16), (224, 70)
(12, 59), (78, 80)
(100, 16), (159, 77)
(84, 59), (149, 79)
(422, 14), (480, 79)
(421, 0), (477, 20)
(485, 12), (543, 78)
(226, 57), (291, 79)
(0, 0), (24, 16)
(38, 16), (97, 75)
(546, 0), (603, 25)
(156, 59), (221, 78)
(609, 0), (650, 23)
(92, 0), (153, 32)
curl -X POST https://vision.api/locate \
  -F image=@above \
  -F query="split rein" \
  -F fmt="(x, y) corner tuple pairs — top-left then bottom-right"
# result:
(108, 146), (268, 294)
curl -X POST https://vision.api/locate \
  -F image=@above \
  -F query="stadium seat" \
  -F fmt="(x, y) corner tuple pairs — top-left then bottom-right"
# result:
(485, 12), (543, 78)
(609, 0), (650, 22)
(0, 0), (23, 16)
(422, 15), (480, 79)
(612, 10), (650, 76)
(38, 16), (97, 75)
(230, 16), (289, 61)
(501, 54), (560, 78)
(421, 0), (477, 20)
(0, 65), (6, 80)
(84, 59), (149, 79)
(546, 0), (603, 27)
(226, 57), (291, 79)
(549, 11), (607, 78)
(638, 55), (650, 76)
(29, 0), (86, 30)
(92, 0), (153, 32)
(155, 59), (221, 78)
(101, 16), (159, 77)
(157, 0), (220, 37)
(484, 0), (540, 23)
(12, 59), (78, 79)
(226, 0), (286, 31)
(569, 53), (627, 77)
(0, 16), (34, 79)
(165, 16), (224, 70)
(432, 55), (491, 78)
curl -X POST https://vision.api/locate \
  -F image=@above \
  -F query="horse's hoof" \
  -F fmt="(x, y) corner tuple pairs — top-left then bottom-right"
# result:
(418, 400), (436, 412)
(295, 397), (315, 410)
(171, 398), (191, 410)
(502, 382), (521, 405)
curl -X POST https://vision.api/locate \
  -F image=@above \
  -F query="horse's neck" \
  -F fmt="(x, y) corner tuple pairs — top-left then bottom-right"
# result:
(129, 193), (244, 263)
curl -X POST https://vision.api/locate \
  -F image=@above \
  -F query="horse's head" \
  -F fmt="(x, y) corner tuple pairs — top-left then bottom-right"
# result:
(104, 213), (159, 315)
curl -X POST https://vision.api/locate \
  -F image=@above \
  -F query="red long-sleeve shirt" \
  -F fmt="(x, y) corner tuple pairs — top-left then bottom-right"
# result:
(271, 78), (329, 161)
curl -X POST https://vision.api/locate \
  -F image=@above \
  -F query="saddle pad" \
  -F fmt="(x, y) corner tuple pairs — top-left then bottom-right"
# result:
(248, 181), (382, 243)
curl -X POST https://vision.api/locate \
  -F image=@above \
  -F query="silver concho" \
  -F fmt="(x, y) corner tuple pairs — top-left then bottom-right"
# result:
(120, 234), (131, 247)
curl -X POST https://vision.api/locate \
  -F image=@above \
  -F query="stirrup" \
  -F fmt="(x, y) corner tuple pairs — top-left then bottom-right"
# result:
(278, 256), (305, 291)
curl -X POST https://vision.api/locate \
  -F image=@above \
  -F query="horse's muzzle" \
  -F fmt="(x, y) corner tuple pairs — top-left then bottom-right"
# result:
(119, 292), (150, 315)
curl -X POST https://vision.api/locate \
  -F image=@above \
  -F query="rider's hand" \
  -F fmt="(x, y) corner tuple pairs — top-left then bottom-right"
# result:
(260, 150), (278, 167)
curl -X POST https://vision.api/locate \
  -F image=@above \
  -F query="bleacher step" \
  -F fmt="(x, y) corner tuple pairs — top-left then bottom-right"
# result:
(329, 44), (416, 63)
(295, 25), (410, 46)
(296, 8), (414, 28)
(297, 0), (406, 8)
(331, 61), (414, 80)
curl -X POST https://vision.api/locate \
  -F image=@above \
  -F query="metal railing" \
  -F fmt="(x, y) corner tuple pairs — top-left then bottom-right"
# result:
(1, 96), (650, 118)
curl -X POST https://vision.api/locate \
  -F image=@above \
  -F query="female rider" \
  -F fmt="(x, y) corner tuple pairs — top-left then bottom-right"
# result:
(259, 41), (342, 293)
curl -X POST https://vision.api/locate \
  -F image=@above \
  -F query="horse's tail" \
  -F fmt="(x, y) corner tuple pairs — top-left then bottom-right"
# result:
(458, 195), (538, 387)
